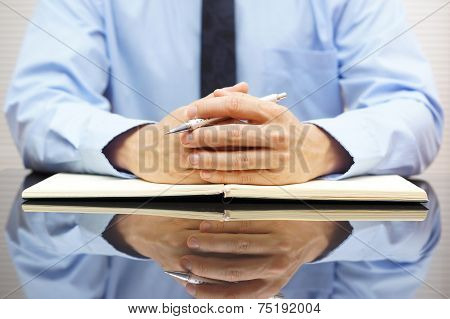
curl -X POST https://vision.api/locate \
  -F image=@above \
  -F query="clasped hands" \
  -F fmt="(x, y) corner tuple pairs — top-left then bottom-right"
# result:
(107, 215), (350, 299)
(105, 82), (352, 298)
(106, 82), (352, 185)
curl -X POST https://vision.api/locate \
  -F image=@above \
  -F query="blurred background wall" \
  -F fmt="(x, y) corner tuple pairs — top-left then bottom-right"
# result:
(0, 0), (449, 298)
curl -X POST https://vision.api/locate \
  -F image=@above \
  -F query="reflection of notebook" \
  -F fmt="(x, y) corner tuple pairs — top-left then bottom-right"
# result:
(21, 199), (428, 221)
(22, 173), (428, 202)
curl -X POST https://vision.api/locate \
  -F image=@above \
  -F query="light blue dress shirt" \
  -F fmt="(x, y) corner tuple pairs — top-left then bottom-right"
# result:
(3, 0), (444, 298)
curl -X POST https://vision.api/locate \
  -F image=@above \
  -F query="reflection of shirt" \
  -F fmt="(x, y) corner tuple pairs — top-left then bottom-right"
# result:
(6, 181), (441, 298)
(3, 0), (443, 298)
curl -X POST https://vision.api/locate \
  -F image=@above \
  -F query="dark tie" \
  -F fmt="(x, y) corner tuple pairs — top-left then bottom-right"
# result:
(200, 0), (236, 97)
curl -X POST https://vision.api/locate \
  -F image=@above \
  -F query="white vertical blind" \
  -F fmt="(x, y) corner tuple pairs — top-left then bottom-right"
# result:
(0, 0), (34, 169)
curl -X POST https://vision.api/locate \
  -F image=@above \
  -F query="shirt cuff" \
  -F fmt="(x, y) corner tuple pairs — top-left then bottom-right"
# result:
(79, 112), (153, 178)
(306, 116), (384, 180)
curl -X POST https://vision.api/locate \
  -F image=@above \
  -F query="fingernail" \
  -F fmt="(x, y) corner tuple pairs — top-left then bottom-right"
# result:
(189, 154), (199, 165)
(180, 258), (192, 271)
(200, 171), (212, 179)
(188, 237), (199, 249)
(181, 133), (193, 144)
(187, 105), (197, 118)
(200, 221), (211, 232)
(186, 283), (196, 296)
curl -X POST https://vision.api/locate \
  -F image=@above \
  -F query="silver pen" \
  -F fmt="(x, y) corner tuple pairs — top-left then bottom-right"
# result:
(165, 271), (229, 285)
(165, 92), (287, 135)
(165, 271), (284, 299)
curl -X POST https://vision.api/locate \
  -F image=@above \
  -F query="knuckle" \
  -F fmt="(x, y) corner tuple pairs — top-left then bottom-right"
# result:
(232, 154), (240, 169)
(197, 261), (208, 276)
(277, 238), (291, 253)
(270, 131), (286, 145)
(214, 172), (225, 184)
(278, 132), (288, 145)
(226, 125), (242, 144)
(233, 152), (249, 169)
(193, 101), (204, 114)
(203, 154), (213, 168)
(240, 174), (253, 184)
(238, 221), (252, 233)
(225, 269), (242, 282)
(166, 235), (180, 248)
(269, 104), (288, 116)
(234, 239), (250, 254)
(270, 256), (290, 274)
(240, 152), (250, 165)
(278, 151), (289, 164)
(201, 128), (213, 145)
(227, 96), (241, 114)
(214, 221), (225, 233)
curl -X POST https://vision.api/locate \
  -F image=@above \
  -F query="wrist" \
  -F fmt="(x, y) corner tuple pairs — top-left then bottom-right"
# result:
(307, 222), (352, 262)
(307, 124), (353, 176)
(102, 215), (148, 258)
(103, 125), (145, 173)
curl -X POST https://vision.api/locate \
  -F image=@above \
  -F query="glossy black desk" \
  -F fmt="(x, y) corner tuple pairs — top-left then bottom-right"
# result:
(0, 169), (448, 299)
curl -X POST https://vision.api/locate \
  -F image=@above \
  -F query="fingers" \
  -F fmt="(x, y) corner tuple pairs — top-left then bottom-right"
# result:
(199, 220), (275, 234)
(187, 233), (276, 254)
(181, 124), (264, 148)
(203, 82), (248, 99)
(180, 255), (273, 282)
(198, 169), (280, 185)
(187, 95), (279, 122)
(186, 149), (286, 171)
(180, 124), (288, 149)
(225, 82), (248, 94)
(186, 280), (277, 299)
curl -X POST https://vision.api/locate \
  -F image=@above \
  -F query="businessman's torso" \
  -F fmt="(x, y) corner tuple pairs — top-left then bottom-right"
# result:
(98, 0), (342, 121)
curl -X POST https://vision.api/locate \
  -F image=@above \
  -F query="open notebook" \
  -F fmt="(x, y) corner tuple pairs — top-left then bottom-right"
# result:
(22, 173), (428, 202)
(21, 199), (428, 221)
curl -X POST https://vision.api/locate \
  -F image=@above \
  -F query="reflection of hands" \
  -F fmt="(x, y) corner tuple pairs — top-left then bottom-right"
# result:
(181, 90), (352, 185)
(104, 83), (249, 184)
(105, 215), (202, 272)
(179, 220), (350, 298)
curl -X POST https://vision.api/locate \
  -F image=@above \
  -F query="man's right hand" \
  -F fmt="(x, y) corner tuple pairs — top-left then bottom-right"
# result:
(104, 82), (248, 184)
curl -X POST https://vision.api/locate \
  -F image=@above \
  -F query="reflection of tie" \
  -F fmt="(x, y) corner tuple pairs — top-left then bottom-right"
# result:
(200, 0), (236, 97)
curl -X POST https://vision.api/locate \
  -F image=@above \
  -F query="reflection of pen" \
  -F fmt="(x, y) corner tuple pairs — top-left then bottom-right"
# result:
(165, 271), (228, 285)
(165, 92), (287, 135)
(165, 271), (284, 299)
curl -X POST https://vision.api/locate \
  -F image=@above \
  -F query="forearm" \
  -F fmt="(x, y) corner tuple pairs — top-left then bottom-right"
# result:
(308, 98), (442, 179)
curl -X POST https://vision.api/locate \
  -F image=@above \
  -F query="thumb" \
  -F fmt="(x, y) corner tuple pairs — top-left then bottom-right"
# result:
(202, 82), (248, 100)
(222, 82), (249, 94)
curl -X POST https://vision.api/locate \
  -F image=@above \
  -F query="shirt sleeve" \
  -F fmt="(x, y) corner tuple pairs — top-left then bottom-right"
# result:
(4, 0), (151, 177)
(307, 0), (443, 180)
(314, 181), (441, 264)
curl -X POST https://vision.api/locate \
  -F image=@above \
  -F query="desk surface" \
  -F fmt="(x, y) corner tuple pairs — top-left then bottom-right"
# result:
(0, 169), (449, 298)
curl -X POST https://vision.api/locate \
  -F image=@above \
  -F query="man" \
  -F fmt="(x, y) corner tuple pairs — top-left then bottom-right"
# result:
(5, 0), (442, 298)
